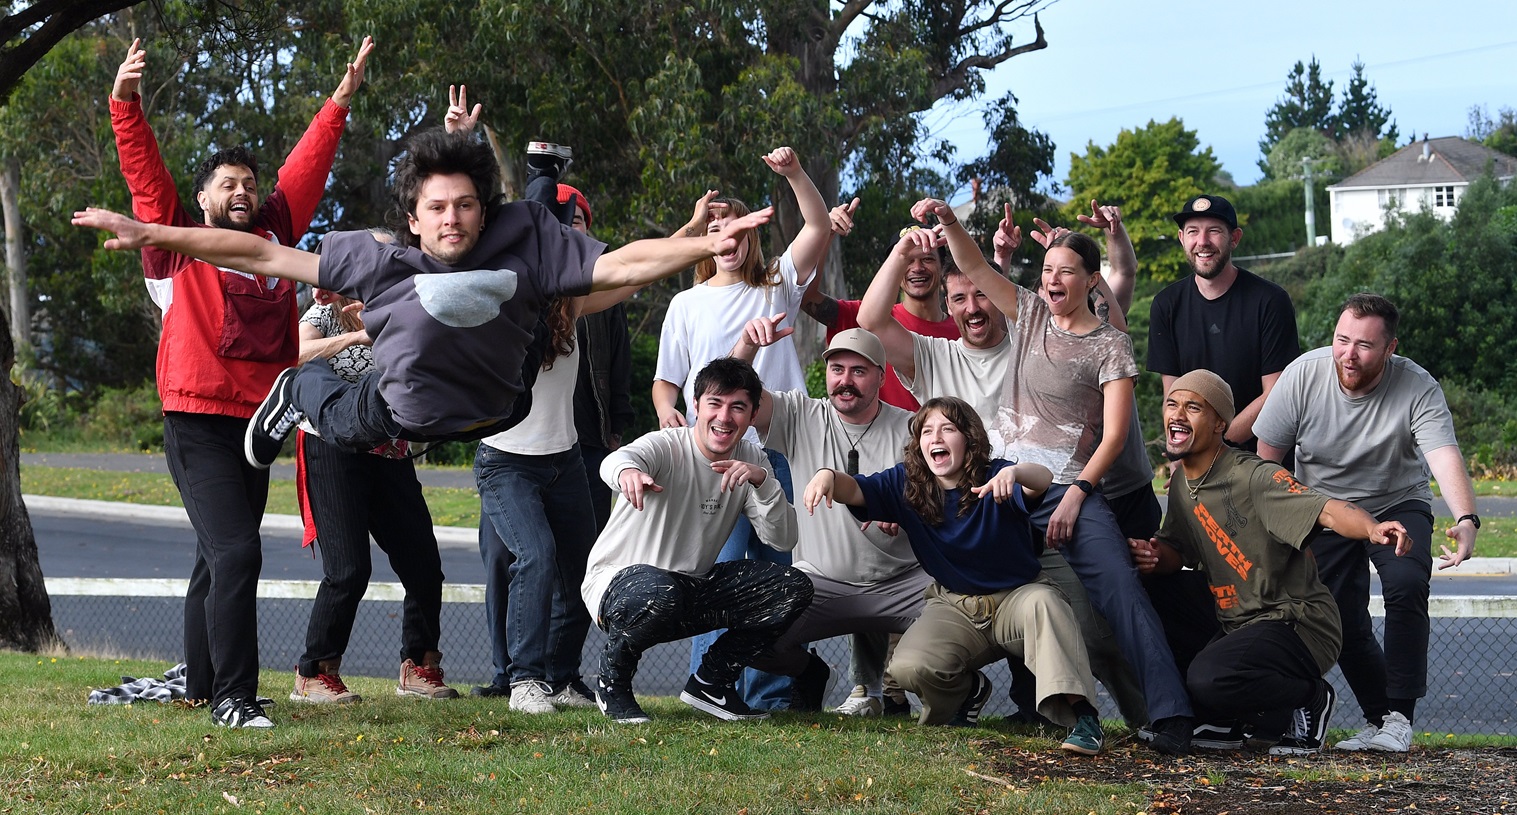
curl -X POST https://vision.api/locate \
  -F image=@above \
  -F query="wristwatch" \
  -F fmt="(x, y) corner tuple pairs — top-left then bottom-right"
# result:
(1457, 514), (1481, 530)
(1073, 479), (1095, 496)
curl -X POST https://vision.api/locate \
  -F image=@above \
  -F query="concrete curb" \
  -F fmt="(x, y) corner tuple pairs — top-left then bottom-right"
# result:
(22, 494), (479, 548)
(25, 494), (1513, 574)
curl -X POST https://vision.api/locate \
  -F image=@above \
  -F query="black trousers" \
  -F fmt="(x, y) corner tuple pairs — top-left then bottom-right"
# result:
(595, 561), (813, 689)
(1186, 620), (1323, 731)
(162, 412), (269, 705)
(296, 431), (444, 675)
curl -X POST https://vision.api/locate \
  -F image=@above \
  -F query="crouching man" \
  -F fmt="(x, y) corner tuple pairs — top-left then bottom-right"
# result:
(581, 357), (810, 724)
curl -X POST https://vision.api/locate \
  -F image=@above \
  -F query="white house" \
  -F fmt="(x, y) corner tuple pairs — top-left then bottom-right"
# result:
(1327, 136), (1517, 245)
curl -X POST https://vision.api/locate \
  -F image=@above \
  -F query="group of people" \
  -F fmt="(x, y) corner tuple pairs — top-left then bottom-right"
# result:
(76, 37), (1479, 761)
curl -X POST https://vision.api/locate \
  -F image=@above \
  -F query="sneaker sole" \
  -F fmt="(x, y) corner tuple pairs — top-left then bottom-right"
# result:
(1193, 737), (1245, 750)
(596, 696), (650, 724)
(1267, 744), (1322, 756)
(396, 688), (460, 699)
(1060, 740), (1103, 756)
(288, 692), (361, 704)
(678, 691), (770, 721)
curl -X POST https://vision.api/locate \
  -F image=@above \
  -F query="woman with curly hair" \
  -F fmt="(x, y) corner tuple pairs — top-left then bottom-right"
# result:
(801, 397), (1105, 754)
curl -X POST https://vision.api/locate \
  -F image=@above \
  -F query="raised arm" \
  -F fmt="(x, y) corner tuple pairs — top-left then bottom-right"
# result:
(329, 36), (374, 110)
(74, 208), (320, 285)
(764, 147), (831, 284)
(1078, 200), (1136, 328)
(912, 197), (1021, 322)
(858, 232), (927, 383)
(591, 207), (773, 291)
(729, 314), (793, 434)
(798, 198), (859, 329)
(677, 189), (720, 237)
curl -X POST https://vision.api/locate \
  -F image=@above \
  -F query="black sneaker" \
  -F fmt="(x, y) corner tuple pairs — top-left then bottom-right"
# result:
(1192, 720), (1247, 750)
(1143, 715), (1194, 756)
(882, 694), (913, 717)
(211, 695), (274, 728)
(525, 141), (573, 181)
(1269, 682), (1336, 756)
(679, 675), (769, 721)
(788, 650), (830, 712)
(594, 677), (649, 724)
(470, 683), (510, 698)
(947, 670), (992, 727)
(245, 367), (303, 469)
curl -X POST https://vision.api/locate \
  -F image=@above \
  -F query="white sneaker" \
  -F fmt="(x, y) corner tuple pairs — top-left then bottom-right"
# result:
(509, 680), (558, 714)
(547, 680), (598, 709)
(833, 695), (883, 717)
(1334, 722), (1379, 751)
(1365, 712), (1413, 752)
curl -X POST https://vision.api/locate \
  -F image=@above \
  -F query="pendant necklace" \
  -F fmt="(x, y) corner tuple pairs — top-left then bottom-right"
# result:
(834, 411), (879, 476)
(1185, 447), (1222, 501)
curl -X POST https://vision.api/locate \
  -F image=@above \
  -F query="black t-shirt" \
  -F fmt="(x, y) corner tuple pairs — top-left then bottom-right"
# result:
(1146, 267), (1300, 441)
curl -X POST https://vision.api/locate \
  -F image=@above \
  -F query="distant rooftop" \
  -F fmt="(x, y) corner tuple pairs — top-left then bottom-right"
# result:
(1331, 136), (1517, 190)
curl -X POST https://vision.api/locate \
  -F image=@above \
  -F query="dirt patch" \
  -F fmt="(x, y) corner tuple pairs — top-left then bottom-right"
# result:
(979, 736), (1517, 814)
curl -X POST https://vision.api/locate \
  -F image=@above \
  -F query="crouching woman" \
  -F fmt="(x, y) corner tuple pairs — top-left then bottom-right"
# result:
(802, 396), (1105, 754)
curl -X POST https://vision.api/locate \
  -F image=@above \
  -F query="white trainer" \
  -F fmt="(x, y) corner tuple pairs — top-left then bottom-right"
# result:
(1334, 722), (1379, 751)
(833, 695), (883, 717)
(1365, 712), (1413, 752)
(509, 680), (558, 714)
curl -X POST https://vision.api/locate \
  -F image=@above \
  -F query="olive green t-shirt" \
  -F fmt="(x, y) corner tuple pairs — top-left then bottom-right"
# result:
(1156, 448), (1341, 674)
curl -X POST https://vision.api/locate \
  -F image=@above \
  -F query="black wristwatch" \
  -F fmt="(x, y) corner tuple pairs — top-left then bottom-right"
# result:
(1073, 479), (1095, 496)
(1457, 514), (1481, 530)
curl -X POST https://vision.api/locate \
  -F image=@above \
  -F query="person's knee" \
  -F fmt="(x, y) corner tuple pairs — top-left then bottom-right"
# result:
(774, 568), (815, 624)
(601, 566), (681, 630)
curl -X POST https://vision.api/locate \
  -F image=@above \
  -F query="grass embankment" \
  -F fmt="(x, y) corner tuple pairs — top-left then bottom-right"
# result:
(4, 653), (1148, 815)
(25, 465), (1517, 556)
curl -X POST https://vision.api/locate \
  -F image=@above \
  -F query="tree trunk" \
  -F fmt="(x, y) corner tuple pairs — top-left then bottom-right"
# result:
(2, 158), (30, 357)
(0, 300), (61, 651)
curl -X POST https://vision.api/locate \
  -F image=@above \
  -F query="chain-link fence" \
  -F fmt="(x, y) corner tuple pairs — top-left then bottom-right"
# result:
(44, 577), (1516, 735)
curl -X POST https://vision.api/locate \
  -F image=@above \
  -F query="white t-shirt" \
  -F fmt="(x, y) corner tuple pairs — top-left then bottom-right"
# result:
(760, 389), (916, 584)
(903, 326), (1016, 456)
(480, 339), (581, 456)
(581, 428), (797, 615)
(654, 250), (809, 442)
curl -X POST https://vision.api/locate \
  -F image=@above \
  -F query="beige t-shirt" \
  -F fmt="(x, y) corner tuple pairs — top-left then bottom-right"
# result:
(760, 389), (916, 584)
(580, 428), (798, 615)
(903, 328), (1015, 455)
(1157, 448), (1340, 674)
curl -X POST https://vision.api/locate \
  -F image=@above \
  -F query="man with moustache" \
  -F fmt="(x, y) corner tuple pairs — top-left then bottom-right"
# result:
(1133, 370), (1411, 755)
(728, 324), (921, 714)
(580, 357), (808, 725)
(1148, 195), (1300, 450)
(1255, 294), (1478, 753)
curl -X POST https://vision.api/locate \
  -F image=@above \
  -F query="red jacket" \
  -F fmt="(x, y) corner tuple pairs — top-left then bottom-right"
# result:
(111, 95), (349, 418)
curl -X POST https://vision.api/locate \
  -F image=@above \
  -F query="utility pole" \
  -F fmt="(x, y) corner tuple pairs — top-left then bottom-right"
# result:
(1302, 156), (1317, 246)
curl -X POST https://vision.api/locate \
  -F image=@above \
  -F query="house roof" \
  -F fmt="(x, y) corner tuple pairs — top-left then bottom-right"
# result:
(1330, 136), (1517, 190)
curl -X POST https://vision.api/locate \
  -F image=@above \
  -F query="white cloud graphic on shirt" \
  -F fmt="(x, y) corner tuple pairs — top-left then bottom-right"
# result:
(412, 269), (519, 328)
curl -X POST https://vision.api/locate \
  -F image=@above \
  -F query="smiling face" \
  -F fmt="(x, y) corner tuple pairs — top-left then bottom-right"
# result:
(1332, 309), (1397, 396)
(824, 350), (884, 420)
(693, 388), (754, 461)
(196, 164), (258, 231)
(899, 245), (944, 303)
(1162, 389), (1226, 466)
(1178, 216), (1242, 280)
(1040, 246), (1098, 319)
(944, 272), (1007, 349)
(918, 408), (969, 488)
(407, 173), (484, 265)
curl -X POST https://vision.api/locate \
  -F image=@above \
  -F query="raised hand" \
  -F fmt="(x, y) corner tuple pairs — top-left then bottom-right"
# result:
(741, 312), (794, 350)
(830, 198), (860, 237)
(1075, 199), (1124, 234)
(112, 39), (147, 103)
(991, 202), (1023, 256)
(708, 206), (774, 256)
(910, 197), (956, 227)
(331, 36), (375, 109)
(618, 468), (663, 511)
(1028, 217), (1070, 249)
(762, 146), (802, 178)
(73, 207), (151, 250)
(970, 466), (1019, 504)
(444, 84), (482, 133)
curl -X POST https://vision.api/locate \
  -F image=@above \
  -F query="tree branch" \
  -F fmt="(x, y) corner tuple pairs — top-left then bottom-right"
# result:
(930, 14), (1046, 101)
(0, 0), (141, 103)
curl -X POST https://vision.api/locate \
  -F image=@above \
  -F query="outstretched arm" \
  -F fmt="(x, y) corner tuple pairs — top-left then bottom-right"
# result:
(912, 197), (1021, 322)
(802, 468), (865, 514)
(1319, 499), (1412, 556)
(591, 207), (773, 291)
(765, 147), (831, 285)
(858, 231), (930, 383)
(74, 207), (319, 285)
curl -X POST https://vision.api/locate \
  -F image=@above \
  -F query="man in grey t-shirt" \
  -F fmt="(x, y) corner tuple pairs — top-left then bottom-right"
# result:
(1256, 293), (1479, 753)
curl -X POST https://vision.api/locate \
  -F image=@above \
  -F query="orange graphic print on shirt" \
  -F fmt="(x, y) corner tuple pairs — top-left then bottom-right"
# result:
(1211, 584), (1240, 610)
(1194, 502), (1254, 582)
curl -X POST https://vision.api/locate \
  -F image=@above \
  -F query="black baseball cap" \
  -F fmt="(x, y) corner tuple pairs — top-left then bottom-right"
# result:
(1173, 195), (1238, 230)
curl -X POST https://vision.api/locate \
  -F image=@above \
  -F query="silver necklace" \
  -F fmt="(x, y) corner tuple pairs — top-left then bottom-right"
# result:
(1185, 448), (1222, 501)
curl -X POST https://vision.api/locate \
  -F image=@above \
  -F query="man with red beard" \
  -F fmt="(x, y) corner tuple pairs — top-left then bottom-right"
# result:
(1134, 369), (1411, 755)
(1255, 293), (1479, 753)
(1148, 195), (1300, 451)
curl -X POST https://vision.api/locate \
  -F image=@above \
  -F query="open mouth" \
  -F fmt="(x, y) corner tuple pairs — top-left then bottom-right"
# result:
(1167, 423), (1192, 446)
(929, 445), (950, 465)
(964, 314), (988, 332)
(905, 273), (931, 287)
(1045, 288), (1068, 306)
(229, 201), (251, 216)
(709, 423), (735, 444)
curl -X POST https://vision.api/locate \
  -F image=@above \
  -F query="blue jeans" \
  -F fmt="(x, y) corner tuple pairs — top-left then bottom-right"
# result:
(688, 449), (796, 709)
(476, 443), (598, 688)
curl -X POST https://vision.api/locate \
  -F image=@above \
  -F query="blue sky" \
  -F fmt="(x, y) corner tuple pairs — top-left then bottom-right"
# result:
(927, 0), (1517, 198)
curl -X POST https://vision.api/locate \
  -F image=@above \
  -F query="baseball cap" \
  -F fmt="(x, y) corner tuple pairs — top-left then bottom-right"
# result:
(1173, 195), (1238, 230)
(822, 328), (887, 369)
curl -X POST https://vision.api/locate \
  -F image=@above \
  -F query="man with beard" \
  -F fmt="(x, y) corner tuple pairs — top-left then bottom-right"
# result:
(107, 36), (373, 728)
(580, 358), (807, 724)
(1254, 293), (1478, 753)
(1147, 195), (1300, 451)
(728, 324), (921, 715)
(1134, 370), (1410, 755)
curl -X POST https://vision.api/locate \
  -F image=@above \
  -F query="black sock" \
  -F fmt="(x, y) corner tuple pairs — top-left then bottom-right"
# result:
(1388, 698), (1416, 723)
(1071, 700), (1099, 719)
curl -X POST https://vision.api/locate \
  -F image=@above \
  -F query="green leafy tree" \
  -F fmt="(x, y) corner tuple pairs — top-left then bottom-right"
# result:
(1262, 126), (1340, 181)
(1468, 104), (1517, 158)
(1334, 60), (1398, 143)
(1063, 117), (1221, 282)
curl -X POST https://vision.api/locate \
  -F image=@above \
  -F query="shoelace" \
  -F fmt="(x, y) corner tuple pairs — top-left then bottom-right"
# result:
(271, 405), (304, 437)
(315, 674), (349, 694)
(412, 664), (447, 686)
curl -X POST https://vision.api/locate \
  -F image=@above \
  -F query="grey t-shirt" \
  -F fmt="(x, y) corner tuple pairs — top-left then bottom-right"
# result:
(1254, 347), (1458, 517)
(760, 389), (916, 585)
(319, 202), (603, 437)
(996, 287), (1138, 484)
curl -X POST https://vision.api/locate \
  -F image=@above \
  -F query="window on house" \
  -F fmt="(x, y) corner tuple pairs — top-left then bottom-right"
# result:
(1434, 186), (1458, 207)
(1378, 189), (1401, 210)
